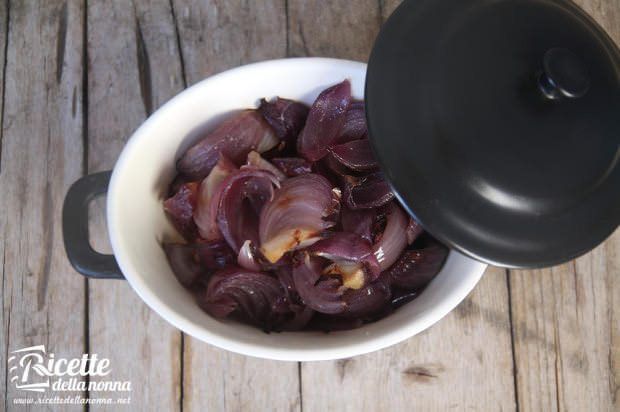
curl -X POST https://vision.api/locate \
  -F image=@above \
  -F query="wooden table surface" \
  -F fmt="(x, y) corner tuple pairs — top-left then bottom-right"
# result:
(0, 1), (618, 411)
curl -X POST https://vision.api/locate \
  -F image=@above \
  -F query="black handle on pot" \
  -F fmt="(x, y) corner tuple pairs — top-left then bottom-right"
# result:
(62, 171), (124, 279)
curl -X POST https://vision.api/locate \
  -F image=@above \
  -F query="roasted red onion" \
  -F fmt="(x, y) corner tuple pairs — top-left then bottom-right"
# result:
(271, 157), (313, 177)
(246, 151), (286, 181)
(163, 240), (235, 287)
(258, 97), (309, 147)
(343, 172), (395, 210)
(163, 81), (446, 333)
(406, 217), (424, 244)
(297, 80), (351, 161)
(307, 232), (381, 288)
(217, 168), (280, 252)
(340, 207), (375, 243)
(372, 202), (409, 271)
(335, 100), (366, 143)
(387, 243), (448, 290)
(194, 155), (237, 240)
(201, 266), (289, 329)
(330, 139), (378, 171)
(291, 253), (346, 314)
(259, 173), (340, 263)
(164, 182), (199, 240)
(177, 110), (279, 180)
(237, 240), (262, 271)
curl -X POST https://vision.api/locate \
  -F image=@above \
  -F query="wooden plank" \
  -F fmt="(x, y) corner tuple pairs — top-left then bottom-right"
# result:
(0, 1), (85, 410)
(510, 231), (620, 412)
(172, 0), (288, 85)
(300, 267), (517, 411)
(287, 0), (382, 61)
(509, 1), (620, 410)
(170, 2), (301, 411)
(86, 0), (184, 409)
(288, 2), (516, 411)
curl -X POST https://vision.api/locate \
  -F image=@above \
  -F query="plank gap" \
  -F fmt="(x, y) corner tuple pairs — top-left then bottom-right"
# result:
(168, 0), (187, 89)
(0, 0), (10, 175)
(507, 269), (521, 412)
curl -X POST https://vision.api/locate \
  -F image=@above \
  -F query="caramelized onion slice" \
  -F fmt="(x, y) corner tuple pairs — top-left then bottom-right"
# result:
(387, 242), (448, 290)
(372, 202), (409, 271)
(307, 232), (381, 287)
(297, 80), (351, 161)
(335, 100), (366, 144)
(271, 157), (313, 177)
(343, 172), (394, 210)
(291, 253), (346, 314)
(194, 155), (237, 240)
(177, 110), (278, 180)
(259, 173), (340, 263)
(202, 266), (289, 329)
(258, 97), (309, 146)
(163, 182), (199, 240)
(216, 168), (280, 252)
(329, 139), (378, 171)
(246, 151), (286, 181)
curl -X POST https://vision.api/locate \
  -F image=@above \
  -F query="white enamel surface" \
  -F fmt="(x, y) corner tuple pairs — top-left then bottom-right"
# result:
(107, 58), (487, 361)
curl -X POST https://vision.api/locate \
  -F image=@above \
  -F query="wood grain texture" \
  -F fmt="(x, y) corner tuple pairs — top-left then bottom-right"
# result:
(171, 0), (287, 85)
(86, 1), (184, 410)
(301, 267), (517, 412)
(287, 0), (382, 61)
(509, 1), (620, 410)
(0, 1), (85, 410)
(510, 229), (620, 412)
(169, 2), (301, 411)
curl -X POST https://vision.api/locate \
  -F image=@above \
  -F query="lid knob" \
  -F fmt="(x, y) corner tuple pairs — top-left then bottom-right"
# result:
(538, 48), (590, 100)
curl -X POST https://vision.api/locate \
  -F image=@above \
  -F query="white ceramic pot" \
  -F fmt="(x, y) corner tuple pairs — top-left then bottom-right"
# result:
(63, 58), (487, 361)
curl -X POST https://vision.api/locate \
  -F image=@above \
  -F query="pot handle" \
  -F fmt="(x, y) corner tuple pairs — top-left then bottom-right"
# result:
(62, 171), (124, 279)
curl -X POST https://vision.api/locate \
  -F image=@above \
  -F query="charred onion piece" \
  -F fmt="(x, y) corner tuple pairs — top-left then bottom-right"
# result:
(177, 110), (278, 180)
(297, 80), (351, 161)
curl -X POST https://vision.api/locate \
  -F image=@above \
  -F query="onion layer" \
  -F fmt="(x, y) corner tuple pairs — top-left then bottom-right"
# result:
(330, 139), (378, 171)
(271, 157), (313, 177)
(258, 97), (309, 147)
(194, 155), (237, 240)
(163, 182), (199, 240)
(372, 202), (409, 271)
(291, 253), (346, 314)
(297, 80), (351, 161)
(343, 172), (394, 210)
(217, 168), (280, 252)
(387, 243), (448, 290)
(335, 100), (366, 143)
(177, 110), (278, 180)
(259, 173), (340, 263)
(201, 266), (289, 329)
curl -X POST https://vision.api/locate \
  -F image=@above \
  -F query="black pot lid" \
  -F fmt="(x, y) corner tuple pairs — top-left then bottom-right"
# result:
(365, 0), (620, 268)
